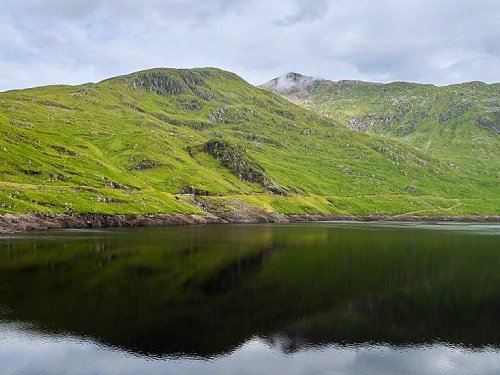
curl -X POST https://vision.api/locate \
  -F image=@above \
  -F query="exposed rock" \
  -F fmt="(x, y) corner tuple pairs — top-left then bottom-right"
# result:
(128, 158), (159, 171)
(0, 213), (224, 234)
(272, 108), (295, 120)
(209, 107), (227, 123)
(340, 166), (352, 174)
(203, 140), (285, 195)
(128, 71), (187, 96)
(125, 103), (146, 113)
(10, 120), (34, 128)
(17, 167), (42, 176)
(347, 115), (394, 132)
(438, 100), (470, 123)
(191, 87), (218, 101)
(50, 145), (81, 157)
(178, 70), (204, 86)
(301, 128), (316, 135)
(97, 196), (126, 203)
(177, 186), (211, 196)
(406, 185), (417, 192)
(181, 100), (203, 111)
(1, 213), (498, 235)
(476, 115), (500, 134)
(49, 173), (66, 182)
(105, 181), (131, 190)
(37, 100), (73, 110)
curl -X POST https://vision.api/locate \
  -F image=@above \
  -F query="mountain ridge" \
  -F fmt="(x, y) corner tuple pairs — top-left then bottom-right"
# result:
(0, 67), (498, 231)
(262, 72), (499, 91)
(262, 71), (500, 145)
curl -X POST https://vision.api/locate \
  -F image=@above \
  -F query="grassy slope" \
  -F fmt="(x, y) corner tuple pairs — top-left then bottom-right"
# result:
(264, 77), (499, 206)
(0, 68), (498, 217)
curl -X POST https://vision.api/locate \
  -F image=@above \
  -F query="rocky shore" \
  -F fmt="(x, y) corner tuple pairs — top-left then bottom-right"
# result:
(0, 212), (499, 235)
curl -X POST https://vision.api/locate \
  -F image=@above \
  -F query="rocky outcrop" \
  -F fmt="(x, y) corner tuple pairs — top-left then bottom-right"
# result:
(0, 213), (223, 234)
(181, 100), (203, 111)
(128, 71), (188, 96)
(177, 186), (211, 196)
(1, 213), (498, 235)
(476, 115), (500, 134)
(124, 69), (222, 102)
(203, 140), (286, 195)
(348, 115), (395, 132)
(209, 107), (227, 123)
(128, 157), (160, 171)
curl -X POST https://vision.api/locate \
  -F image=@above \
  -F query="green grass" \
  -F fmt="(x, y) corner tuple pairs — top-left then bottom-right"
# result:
(0, 67), (498, 217)
(263, 76), (499, 199)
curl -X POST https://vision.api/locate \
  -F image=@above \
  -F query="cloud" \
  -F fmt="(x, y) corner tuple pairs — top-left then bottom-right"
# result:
(276, 0), (331, 25)
(0, 0), (499, 91)
(1, 324), (500, 375)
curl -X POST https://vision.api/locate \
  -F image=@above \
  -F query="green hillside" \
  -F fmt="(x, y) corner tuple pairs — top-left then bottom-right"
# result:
(0, 68), (498, 219)
(262, 73), (500, 188)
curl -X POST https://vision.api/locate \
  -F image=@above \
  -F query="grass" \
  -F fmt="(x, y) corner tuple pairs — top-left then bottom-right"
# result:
(0, 67), (498, 217)
(264, 76), (500, 195)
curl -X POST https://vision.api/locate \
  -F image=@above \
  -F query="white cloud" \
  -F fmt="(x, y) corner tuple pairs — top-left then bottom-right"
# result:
(0, 0), (499, 91)
(1, 324), (500, 375)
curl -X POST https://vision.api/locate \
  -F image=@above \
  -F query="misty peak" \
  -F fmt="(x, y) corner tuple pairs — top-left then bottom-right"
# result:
(262, 72), (318, 94)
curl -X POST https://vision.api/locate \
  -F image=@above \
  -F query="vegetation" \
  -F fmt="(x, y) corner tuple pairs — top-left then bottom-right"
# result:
(263, 73), (499, 212)
(0, 67), (498, 217)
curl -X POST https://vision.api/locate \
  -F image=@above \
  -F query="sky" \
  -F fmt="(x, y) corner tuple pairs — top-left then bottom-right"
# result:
(0, 0), (499, 91)
(2, 324), (500, 375)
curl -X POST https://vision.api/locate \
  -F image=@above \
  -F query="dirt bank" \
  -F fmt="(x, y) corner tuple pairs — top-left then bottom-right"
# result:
(0, 212), (499, 234)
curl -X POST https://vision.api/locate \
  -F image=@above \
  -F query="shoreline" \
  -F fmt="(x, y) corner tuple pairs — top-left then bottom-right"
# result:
(1, 212), (499, 235)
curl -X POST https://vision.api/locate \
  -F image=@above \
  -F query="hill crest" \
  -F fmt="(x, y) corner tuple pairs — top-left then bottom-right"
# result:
(0, 66), (498, 223)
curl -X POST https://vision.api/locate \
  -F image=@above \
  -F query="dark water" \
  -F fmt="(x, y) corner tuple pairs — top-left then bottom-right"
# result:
(0, 222), (499, 375)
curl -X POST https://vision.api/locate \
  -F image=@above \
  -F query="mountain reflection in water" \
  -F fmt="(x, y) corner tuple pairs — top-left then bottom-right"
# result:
(0, 222), (499, 374)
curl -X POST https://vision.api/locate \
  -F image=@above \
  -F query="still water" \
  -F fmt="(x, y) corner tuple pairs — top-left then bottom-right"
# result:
(0, 222), (499, 374)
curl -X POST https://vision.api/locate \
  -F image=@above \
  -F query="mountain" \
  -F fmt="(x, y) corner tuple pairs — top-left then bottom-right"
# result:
(0, 68), (498, 224)
(261, 72), (320, 96)
(262, 73), (500, 165)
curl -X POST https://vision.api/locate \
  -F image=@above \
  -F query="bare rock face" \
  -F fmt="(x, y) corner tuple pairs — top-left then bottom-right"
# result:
(476, 115), (500, 134)
(128, 71), (188, 96)
(2, 212), (499, 235)
(181, 100), (203, 111)
(203, 140), (286, 195)
(347, 115), (395, 133)
(128, 157), (160, 171)
(177, 186), (211, 196)
(0, 213), (224, 234)
(209, 107), (227, 123)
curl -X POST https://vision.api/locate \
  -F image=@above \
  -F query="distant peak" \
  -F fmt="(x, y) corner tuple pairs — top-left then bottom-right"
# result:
(282, 72), (308, 80)
(261, 72), (318, 94)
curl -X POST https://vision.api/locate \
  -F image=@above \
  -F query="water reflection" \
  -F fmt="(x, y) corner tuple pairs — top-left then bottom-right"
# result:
(0, 222), (499, 374)
(1, 323), (500, 375)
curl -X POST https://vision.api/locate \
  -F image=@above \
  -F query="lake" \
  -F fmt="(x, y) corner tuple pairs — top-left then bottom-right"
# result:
(0, 222), (499, 374)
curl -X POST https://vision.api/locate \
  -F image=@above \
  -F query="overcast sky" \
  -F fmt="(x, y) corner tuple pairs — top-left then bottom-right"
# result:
(1, 0), (499, 91)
